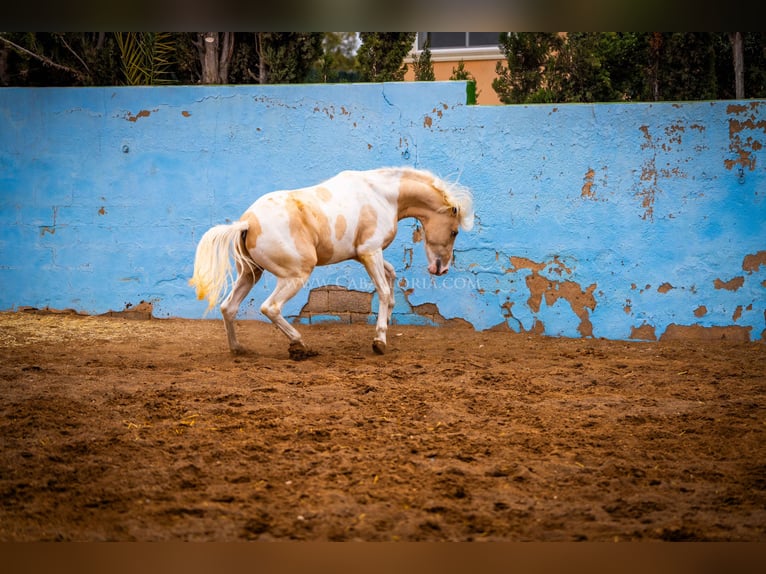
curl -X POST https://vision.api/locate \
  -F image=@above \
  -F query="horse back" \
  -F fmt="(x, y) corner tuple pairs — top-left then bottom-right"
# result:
(243, 173), (398, 273)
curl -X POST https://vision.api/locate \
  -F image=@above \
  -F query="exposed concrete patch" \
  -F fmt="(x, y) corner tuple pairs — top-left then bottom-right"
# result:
(101, 300), (154, 320)
(18, 302), (155, 320)
(660, 323), (752, 342)
(634, 119), (696, 221)
(581, 168), (596, 199)
(630, 323), (657, 341)
(296, 285), (473, 328)
(725, 102), (766, 171)
(505, 256), (596, 337)
(714, 276), (745, 291)
(297, 286), (373, 324)
(409, 302), (473, 328)
(742, 250), (766, 274)
(125, 109), (156, 122)
(18, 306), (85, 316)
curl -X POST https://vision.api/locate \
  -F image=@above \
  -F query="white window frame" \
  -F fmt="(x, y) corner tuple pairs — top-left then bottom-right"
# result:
(408, 32), (504, 62)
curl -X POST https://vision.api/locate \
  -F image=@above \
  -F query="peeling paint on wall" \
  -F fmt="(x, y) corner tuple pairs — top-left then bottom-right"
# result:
(125, 109), (155, 122)
(714, 276), (744, 291)
(725, 102), (766, 171)
(743, 250), (766, 273)
(630, 323), (657, 341)
(0, 85), (764, 341)
(500, 256), (597, 338)
(660, 324), (752, 342)
(581, 168), (596, 199)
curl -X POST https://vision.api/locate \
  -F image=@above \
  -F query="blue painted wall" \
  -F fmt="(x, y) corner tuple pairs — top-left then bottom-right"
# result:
(1, 84), (764, 341)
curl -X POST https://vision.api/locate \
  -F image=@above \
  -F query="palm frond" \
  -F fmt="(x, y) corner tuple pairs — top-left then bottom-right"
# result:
(116, 32), (175, 86)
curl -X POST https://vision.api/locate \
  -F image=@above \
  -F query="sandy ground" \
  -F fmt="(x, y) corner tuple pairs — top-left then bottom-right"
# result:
(0, 310), (764, 541)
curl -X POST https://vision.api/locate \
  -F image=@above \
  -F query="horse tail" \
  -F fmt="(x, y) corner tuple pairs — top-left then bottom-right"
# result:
(189, 220), (256, 314)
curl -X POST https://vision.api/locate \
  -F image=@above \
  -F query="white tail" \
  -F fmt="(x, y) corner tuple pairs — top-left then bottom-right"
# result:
(189, 221), (255, 313)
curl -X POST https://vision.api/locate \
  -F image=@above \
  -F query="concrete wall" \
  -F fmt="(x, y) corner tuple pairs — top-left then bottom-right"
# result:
(1, 83), (764, 341)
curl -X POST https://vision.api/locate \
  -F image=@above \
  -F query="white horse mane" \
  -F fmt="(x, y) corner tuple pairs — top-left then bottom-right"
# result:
(410, 168), (475, 231)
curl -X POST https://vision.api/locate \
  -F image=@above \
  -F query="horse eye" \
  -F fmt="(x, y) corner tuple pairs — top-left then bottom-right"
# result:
(451, 230), (458, 238)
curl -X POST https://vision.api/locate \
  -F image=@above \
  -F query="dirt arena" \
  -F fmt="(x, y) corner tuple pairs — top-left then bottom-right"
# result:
(1, 310), (764, 541)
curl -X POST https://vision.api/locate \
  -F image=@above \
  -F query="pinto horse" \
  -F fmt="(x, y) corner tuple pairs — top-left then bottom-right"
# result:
(190, 167), (474, 358)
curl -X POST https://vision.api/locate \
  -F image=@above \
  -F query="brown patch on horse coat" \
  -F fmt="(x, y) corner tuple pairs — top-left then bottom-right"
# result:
(287, 193), (334, 267)
(335, 214), (347, 241)
(242, 212), (262, 251)
(395, 170), (453, 224)
(316, 186), (332, 202)
(382, 225), (397, 249)
(354, 204), (377, 248)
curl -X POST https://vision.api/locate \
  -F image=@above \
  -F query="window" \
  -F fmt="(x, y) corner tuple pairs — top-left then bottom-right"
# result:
(417, 33), (502, 50)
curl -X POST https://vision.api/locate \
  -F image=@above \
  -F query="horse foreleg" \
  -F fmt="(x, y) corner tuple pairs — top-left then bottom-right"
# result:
(220, 266), (262, 354)
(260, 275), (315, 360)
(383, 260), (396, 320)
(359, 251), (393, 354)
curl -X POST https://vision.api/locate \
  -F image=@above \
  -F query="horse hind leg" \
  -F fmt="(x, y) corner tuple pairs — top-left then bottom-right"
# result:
(221, 265), (262, 354)
(260, 275), (317, 360)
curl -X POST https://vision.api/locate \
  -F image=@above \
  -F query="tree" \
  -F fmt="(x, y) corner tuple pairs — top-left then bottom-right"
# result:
(713, 32), (766, 99)
(554, 33), (619, 102)
(356, 33), (415, 82)
(255, 33), (323, 84)
(742, 32), (766, 98)
(412, 39), (434, 81)
(491, 32), (749, 104)
(0, 33), (120, 86)
(652, 33), (718, 101)
(450, 60), (478, 104)
(493, 32), (564, 104)
(599, 32), (647, 102)
(729, 32), (745, 98)
(310, 32), (360, 83)
(194, 33), (234, 84)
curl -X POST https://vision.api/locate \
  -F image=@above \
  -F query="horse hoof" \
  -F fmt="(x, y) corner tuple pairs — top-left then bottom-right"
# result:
(288, 342), (317, 361)
(229, 344), (247, 355)
(372, 339), (387, 355)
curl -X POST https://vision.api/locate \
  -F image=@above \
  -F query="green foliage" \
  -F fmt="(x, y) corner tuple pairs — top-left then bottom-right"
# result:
(309, 32), (361, 83)
(224, 33), (323, 84)
(555, 33), (618, 102)
(492, 32), (765, 104)
(3, 32), (765, 102)
(649, 33), (718, 101)
(116, 33), (175, 86)
(412, 39), (435, 81)
(450, 60), (478, 104)
(742, 32), (766, 98)
(493, 33), (564, 104)
(0, 32), (121, 86)
(356, 33), (416, 82)
(258, 33), (324, 84)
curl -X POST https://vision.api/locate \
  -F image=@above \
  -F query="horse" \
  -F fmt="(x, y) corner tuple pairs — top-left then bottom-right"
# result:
(189, 167), (474, 359)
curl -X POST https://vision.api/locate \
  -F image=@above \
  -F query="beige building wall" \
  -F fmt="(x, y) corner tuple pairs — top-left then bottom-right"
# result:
(407, 59), (504, 105)
(404, 46), (505, 105)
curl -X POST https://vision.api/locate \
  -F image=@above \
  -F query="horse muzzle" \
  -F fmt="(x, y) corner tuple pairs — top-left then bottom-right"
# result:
(428, 258), (450, 276)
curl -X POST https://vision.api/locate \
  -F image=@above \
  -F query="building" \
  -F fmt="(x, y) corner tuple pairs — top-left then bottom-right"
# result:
(404, 32), (505, 105)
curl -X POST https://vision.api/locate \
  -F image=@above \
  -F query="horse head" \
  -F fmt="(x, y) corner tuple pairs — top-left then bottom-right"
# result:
(422, 179), (474, 276)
